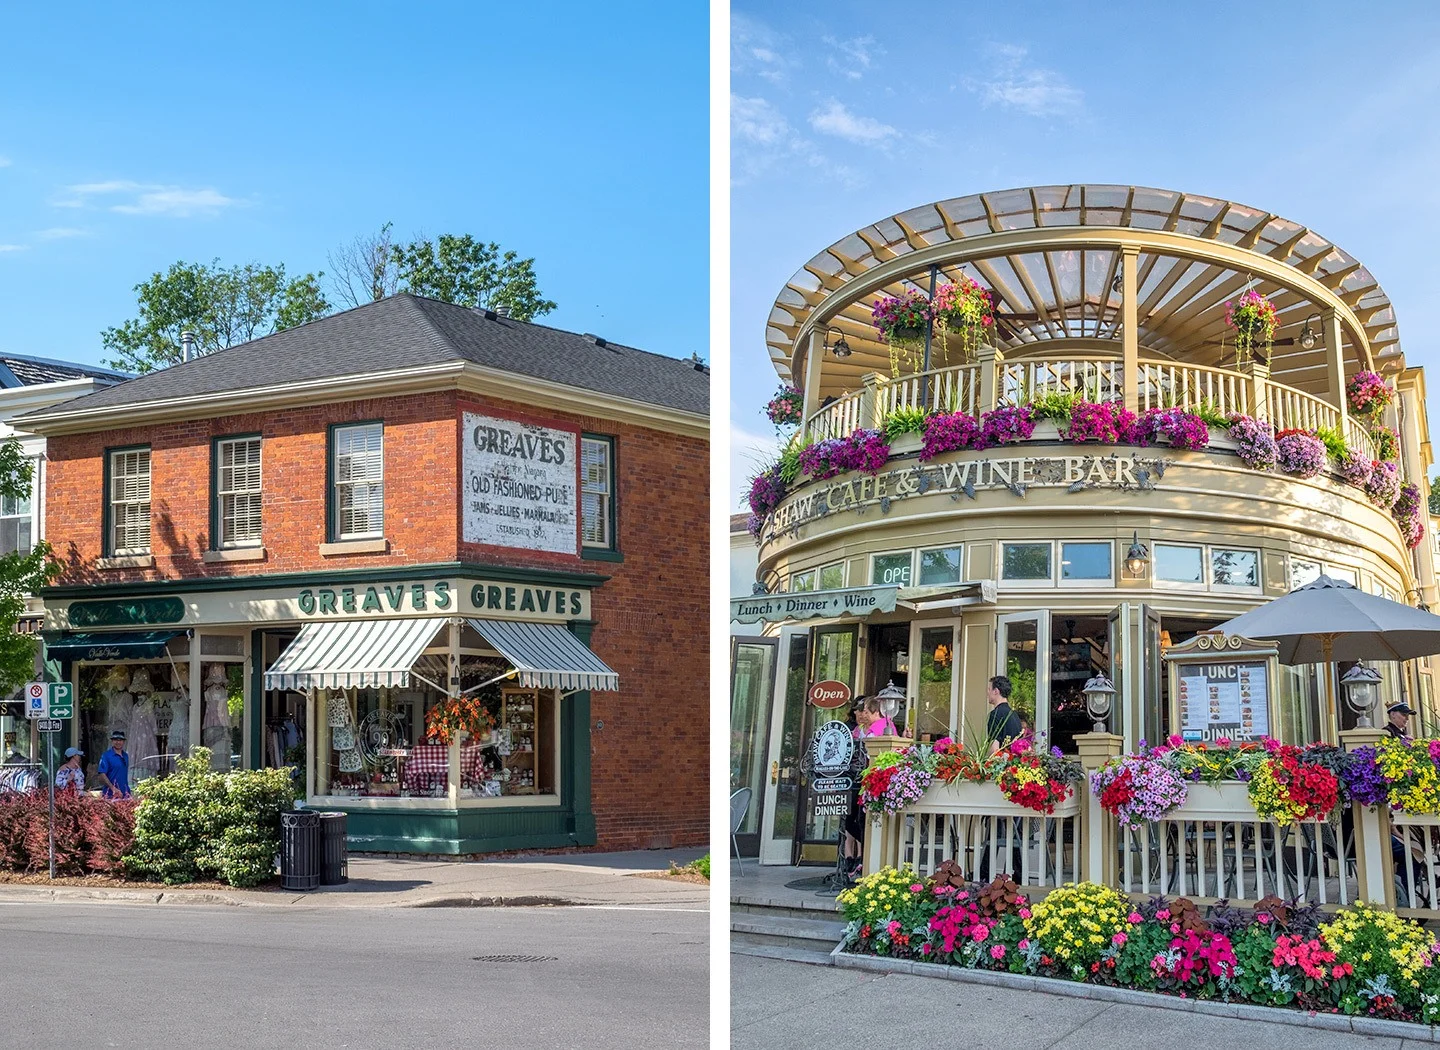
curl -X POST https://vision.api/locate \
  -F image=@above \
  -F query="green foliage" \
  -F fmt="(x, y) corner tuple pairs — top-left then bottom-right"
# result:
(1028, 390), (1083, 423)
(101, 260), (331, 373)
(0, 444), (59, 691)
(1430, 476), (1440, 516)
(1191, 400), (1234, 428)
(687, 854), (710, 880)
(883, 407), (929, 440)
(392, 234), (556, 320)
(1314, 425), (1349, 461)
(125, 749), (295, 887)
(1006, 657), (1037, 725)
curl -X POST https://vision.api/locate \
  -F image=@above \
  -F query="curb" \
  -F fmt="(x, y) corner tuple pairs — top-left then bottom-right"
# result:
(0, 885), (706, 910)
(830, 949), (1440, 1042)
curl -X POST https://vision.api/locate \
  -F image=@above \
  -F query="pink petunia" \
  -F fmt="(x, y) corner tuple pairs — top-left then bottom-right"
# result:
(990, 944), (1006, 960)
(1156, 909), (1170, 921)
(1018, 908), (1031, 919)
(1112, 932), (1127, 945)
(1018, 939), (1030, 950)
(1128, 912), (1142, 924)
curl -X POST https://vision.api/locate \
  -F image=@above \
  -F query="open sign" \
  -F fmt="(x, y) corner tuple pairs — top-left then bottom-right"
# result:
(808, 680), (852, 709)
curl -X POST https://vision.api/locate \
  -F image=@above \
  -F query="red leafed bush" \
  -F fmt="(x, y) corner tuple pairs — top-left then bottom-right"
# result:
(0, 790), (136, 875)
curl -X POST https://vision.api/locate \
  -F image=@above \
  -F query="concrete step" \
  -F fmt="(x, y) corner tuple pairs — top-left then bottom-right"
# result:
(731, 913), (846, 952)
(731, 897), (840, 922)
(729, 941), (837, 967)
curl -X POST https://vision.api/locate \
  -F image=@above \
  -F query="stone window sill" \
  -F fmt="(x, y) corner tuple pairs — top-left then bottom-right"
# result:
(203, 547), (266, 563)
(319, 538), (389, 557)
(97, 554), (154, 570)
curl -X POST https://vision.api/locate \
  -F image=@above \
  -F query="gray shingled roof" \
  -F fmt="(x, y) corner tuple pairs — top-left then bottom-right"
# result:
(24, 294), (708, 419)
(0, 355), (128, 387)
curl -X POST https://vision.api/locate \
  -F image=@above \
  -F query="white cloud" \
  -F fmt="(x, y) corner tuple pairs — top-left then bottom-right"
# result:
(808, 99), (898, 145)
(55, 180), (240, 217)
(34, 226), (86, 240)
(0, 156), (11, 168)
(823, 35), (881, 80)
(732, 13), (792, 84)
(732, 95), (792, 146)
(966, 43), (1084, 119)
(0, 244), (28, 253)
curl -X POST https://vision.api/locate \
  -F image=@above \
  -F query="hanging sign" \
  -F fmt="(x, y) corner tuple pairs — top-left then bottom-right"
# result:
(808, 680), (852, 709)
(730, 584), (899, 624)
(462, 412), (578, 556)
(1165, 633), (1277, 744)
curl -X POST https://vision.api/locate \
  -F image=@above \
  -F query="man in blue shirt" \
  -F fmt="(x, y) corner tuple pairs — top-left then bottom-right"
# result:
(97, 731), (130, 799)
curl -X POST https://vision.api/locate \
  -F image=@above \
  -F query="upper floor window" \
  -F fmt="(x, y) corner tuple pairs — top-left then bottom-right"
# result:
(581, 436), (616, 550)
(108, 448), (151, 556)
(215, 437), (262, 548)
(1155, 542), (1261, 591)
(918, 546), (962, 586)
(331, 423), (383, 540)
(0, 489), (32, 556)
(789, 569), (816, 593)
(871, 550), (914, 587)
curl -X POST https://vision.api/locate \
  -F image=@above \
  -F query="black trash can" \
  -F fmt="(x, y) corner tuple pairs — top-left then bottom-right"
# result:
(318, 811), (348, 885)
(280, 810), (321, 891)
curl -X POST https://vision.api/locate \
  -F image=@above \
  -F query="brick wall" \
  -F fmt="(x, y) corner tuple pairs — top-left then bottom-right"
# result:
(45, 387), (709, 852)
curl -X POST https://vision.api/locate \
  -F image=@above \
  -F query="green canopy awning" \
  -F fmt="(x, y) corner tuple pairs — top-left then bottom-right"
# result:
(43, 630), (184, 662)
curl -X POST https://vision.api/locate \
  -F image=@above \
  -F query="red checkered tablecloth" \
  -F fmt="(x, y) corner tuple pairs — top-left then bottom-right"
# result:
(402, 743), (489, 791)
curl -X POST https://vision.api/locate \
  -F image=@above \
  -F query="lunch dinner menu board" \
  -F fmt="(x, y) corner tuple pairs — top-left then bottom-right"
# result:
(1176, 659), (1270, 741)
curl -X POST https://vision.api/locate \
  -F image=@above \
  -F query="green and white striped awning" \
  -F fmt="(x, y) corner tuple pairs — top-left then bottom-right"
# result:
(466, 618), (619, 692)
(264, 618), (446, 691)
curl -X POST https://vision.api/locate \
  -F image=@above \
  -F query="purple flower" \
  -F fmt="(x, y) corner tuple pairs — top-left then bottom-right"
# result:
(978, 405), (1035, 448)
(1339, 746), (1388, 807)
(1276, 432), (1326, 477)
(1335, 449), (1373, 488)
(1394, 483), (1426, 549)
(920, 411), (980, 460)
(1228, 415), (1277, 470)
(799, 430), (891, 479)
(747, 467), (786, 517)
(1366, 460), (1401, 509)
(1137, 408), (1209, 451)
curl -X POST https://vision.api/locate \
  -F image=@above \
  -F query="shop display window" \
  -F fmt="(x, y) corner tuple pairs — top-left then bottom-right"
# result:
(871, 551), (913, 587)
(1059, 542), (1111, 582)
(1155, 543), (1204, 584)
(199, 662), (244, 771)
(79, 661), (189, 788)
(1001, 542), (1051, 582)
(1211, 548), (1260, 590)
(918, 547), (961, 586)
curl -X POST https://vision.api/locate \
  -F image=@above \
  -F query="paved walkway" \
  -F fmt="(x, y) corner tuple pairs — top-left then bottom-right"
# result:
(733, 954), (1435, 1049)
(0, 848), (711, 909)
(731, 858), (842, 912)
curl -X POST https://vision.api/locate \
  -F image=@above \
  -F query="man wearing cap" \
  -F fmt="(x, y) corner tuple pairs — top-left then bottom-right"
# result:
(55, 747), (85, 793)
(97, 731), (130, 799)
(1385, 702), (1416, 742)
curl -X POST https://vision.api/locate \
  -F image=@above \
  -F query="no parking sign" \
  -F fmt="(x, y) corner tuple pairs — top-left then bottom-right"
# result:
(23, 682), (46, 719)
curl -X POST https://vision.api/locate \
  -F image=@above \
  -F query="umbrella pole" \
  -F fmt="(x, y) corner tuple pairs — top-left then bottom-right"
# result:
(1322, 634), (1338, 738)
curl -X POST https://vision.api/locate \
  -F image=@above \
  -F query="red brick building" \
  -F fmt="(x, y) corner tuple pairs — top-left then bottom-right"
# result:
(23, 294), (709, 853)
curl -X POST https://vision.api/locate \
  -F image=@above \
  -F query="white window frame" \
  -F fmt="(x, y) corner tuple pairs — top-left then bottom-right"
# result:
(1209, 546), (1262, 593)
(580, 436), (614, 550)
(0, 466), (34, 557)
(1326, 565), (1357, 587)
(818, 561), (847, 590)
(789, 568), (817, 593)
(916, 545), (964, 588)
(108, 447), (151, 556)
(999, 541), (1055, 587)
(1289, 557), (1322, 592)
(331, 423), (384, 541)
(1153, 542), (1208, 591)
(215, 437), (262, 549)
(1058, 541), (1114, 587)
(870, 549), (916, 588)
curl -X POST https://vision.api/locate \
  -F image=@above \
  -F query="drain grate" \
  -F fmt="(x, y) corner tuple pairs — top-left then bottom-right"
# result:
(472, 954), (557, 963)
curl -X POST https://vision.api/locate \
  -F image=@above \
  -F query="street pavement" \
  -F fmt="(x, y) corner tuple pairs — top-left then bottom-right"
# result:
(3, 901), (708, 1049)
(0, 848), (711, 909)
(732, 954), (1428, 1050)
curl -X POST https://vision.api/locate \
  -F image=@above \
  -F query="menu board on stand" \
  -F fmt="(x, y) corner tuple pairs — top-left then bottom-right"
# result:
(1164, 632), (1279, 745)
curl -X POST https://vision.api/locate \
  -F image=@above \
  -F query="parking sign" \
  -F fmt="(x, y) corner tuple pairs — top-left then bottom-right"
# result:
(23, 682), (46, 719)
(47, 683), (73, 719)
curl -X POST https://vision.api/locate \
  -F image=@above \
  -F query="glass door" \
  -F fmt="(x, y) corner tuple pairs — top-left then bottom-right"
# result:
(996, 611), (1049, 746)
(729, 637), (777, 858)
(760, 628), (810, 865)
(793, 625), (857, 864)
(911, 621), (958, 743)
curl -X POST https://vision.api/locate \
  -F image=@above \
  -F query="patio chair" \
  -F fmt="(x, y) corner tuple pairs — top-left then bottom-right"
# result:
(730, 788), (752, 877)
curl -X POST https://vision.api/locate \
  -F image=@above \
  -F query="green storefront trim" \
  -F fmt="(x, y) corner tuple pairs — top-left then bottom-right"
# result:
(338, 804), (588, 854)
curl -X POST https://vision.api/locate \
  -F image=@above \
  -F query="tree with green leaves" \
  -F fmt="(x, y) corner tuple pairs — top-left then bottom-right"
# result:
(1430, 476), (1440, 516)
(101, 260), (331, 374)
(390, 233), (556, 320)
(0, 445), (59, 690)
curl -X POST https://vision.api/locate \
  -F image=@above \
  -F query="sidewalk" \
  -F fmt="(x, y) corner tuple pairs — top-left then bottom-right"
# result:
(0, 848), (711, 909)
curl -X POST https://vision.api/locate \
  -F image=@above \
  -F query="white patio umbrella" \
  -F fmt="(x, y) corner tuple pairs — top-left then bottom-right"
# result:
(1213, 575), (1440, 722)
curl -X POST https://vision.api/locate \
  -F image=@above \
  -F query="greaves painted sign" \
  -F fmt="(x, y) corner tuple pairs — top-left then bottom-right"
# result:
(808, 680), (852, 709)
(462, 412), (578, 555)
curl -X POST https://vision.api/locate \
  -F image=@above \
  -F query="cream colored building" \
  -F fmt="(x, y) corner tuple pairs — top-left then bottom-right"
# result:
(731, 184), (1436, 865)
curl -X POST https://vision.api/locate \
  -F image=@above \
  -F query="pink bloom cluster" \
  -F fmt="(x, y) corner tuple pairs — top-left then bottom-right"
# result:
(1272, 934), (1347, 980)
(1063, 401), (1136, 444)
(764, 385), (803, 427)
(920, 412), (981, 460)
(798, 429), (891, 479)
(1347, 370), (1394, 417)
(1138, 408), (1210, 451)
(870, 289), (931, 338)
(1366, 459), (1401, 509)
(1154, 929), (1238, 984)
(1335, 449), (1374, 489)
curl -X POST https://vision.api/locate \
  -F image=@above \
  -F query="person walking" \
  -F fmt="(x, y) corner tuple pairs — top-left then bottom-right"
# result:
(55, 747), (85, 793)
(985, 675), (1024, 751)
(97, 731), (130, 799)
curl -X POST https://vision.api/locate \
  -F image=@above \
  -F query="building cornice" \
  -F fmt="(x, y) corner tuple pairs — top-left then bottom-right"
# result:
(20, 361), (708, 440)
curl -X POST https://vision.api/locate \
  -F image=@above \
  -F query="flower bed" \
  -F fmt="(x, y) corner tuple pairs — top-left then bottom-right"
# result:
(839, 870), (1440, 1025)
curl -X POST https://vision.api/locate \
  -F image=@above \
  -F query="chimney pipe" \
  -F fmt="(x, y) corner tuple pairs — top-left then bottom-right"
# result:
(495, 304), (511, 319)
(181, 330), (195, 363)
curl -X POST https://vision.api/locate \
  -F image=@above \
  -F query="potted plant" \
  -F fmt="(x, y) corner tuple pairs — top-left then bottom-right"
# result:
(930, 276), (994, 363)
(1138, 408), (1210, 451)
(765, 384), (804, 428)
(1224, 289), (1278, 367)
(1275, 430), (1326, 479)
(424, 697), (496, 746)
(1369, 424), (1399, 462)
(1062, 401), (1134, 445)
(1346, 370), (1394, 420)
(1227, 415), (1277, 470)
(1026, 390), (1082, 443)
(883, 407), (929, 455)
(919, 411), (980, 461)
(870, 289), (931, 377)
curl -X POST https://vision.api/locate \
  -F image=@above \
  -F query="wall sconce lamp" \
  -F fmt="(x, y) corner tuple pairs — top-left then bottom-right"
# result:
(1124, 532), (1150, 578)
(1299, 313), (1322, 351)
(823, 325), (852, 358)
(1111, 271), (1123, 294)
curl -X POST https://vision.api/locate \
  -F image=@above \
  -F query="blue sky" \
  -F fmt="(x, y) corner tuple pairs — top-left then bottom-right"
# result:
(730, 1), (1440, 505)
(0, 2), (707, 367)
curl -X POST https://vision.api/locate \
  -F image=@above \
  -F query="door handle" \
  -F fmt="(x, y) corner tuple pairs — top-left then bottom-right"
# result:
(770, 760), (779, 785)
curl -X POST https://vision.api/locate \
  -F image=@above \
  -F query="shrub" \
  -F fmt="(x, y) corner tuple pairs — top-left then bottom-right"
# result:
(125, 749), (294, 887)
(0, 790), (136, 875)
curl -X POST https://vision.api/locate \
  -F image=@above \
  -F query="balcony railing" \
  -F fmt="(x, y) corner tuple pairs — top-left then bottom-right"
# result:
(803, 353), (1378, 462)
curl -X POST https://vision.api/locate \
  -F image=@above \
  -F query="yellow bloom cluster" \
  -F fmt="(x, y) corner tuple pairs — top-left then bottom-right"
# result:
(1023, 881), (1128, 964)
(1376, 740), (1440, 815)
(1005, 763), (1048, 787)
(837, 865), (921, 926)
(1248, 761), (1305, 823)
(1321, 901), (1436, 987)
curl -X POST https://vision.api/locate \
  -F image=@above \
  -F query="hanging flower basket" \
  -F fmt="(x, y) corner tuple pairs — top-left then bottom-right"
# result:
(764, 385), (803, 428)
(931, 276), (994, 363)
(1347, 370), (1394, 419)
(1224, 290), (1278, 367)
(1369, 424), (1399, 462)
(870, 289), (931, 377)
(425, 697), (496, 746)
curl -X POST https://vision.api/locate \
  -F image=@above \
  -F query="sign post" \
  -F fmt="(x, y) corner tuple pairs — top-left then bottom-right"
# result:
(29, 683), (72, 879)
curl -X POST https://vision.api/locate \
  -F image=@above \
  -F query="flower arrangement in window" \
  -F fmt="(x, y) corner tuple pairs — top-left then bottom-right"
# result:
(1346, 370), (1394, 419)
(1393, 483), (1426, 550)
(1062, 401), (1135, 444)
(1223, 289), (1278, 366)
(930, 276), (994, 362)
(919, 411), (981, 460)
(1365, 459), (1401, 509)
(870, 289), (931, 376)
(764, 385), (804, 428)
(1137, 407), (1210, 451)
(1369, 424), (1399, 462)
(424, 697), (496, 746)
(1274, 430), (1326, 478)
(798, 429), (891, 478)
(977, 405), (1036, 449)
(1227, 415), (1277, 470)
